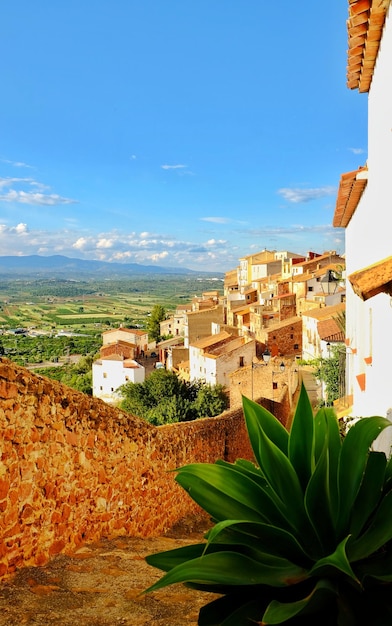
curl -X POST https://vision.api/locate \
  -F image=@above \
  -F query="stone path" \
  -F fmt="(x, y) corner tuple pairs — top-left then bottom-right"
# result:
(0, 517), (216, 626)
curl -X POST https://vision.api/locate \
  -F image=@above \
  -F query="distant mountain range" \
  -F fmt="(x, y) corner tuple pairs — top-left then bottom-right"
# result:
(0, 255), (219, 278)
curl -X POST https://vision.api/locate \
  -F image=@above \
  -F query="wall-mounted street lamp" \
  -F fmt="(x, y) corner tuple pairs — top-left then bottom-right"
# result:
(320, 270), (339, 296)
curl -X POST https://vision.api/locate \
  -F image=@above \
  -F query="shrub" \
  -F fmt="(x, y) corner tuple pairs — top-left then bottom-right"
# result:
(145, 384), (392, 625)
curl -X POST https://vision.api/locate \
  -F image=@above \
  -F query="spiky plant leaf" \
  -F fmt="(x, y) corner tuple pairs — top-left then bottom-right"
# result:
(205, 519), (311, 564)
(349, 451), (386, 539)
(242, 395), (289, 461)
(175, 464), (291, 529)
(262, 579), (337, 624)
(337, 416), (392, 535)
(304, 437), (335, 554)
(198, 592), (269, 626)
(288, 382), (314, 490)
(348, 490), (392, 562)
(308, 537), (359, 584)
(144, 551), (307, 594)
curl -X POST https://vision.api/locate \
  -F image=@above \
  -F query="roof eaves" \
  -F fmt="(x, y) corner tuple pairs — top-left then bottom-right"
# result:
(347, 0), (391, 93)
(348, 255), (392, 300)
(333, 166), (368, 227)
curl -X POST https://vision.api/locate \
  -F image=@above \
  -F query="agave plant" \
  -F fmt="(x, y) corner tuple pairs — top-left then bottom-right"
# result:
(145, 384), (392, 625)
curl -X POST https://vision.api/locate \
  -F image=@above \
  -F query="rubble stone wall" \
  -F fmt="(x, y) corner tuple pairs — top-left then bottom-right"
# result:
(0, 359), (252, 579)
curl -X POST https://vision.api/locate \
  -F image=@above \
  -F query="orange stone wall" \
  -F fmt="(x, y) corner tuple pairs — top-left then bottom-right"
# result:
(0, 359), (252, 579)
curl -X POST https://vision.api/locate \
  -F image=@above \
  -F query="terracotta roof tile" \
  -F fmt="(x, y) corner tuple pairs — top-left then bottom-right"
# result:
(333, 166), (368, 227)
(348, 255), (392, 300)
(347, 0), (390, 92)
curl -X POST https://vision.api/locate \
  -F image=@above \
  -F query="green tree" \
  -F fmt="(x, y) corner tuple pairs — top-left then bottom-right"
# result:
(193, 384), (228, 417)
(314, 345), (345, 405)
(146, 305), (166, 342)
(119, 370), (227, 424)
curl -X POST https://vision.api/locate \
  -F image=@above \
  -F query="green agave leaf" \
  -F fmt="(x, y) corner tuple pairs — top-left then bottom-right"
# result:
(337, 416), (392, 535)
(355, 542), (392, 582)
(242, 395), (289, 463)
(304, 438), (336, 554)
(349, 451), (386, 539)
(315, 407), (341, 518)
(146, 543), (208, 572)
(262, 579), (337, 624)
(175, 463), (290, 527)
(205, 519), (311, 564)
(144, 551), (308, 594)
(175, 463), (271, 523)
(347, 490), (392, 562)
(288, 382), (314, 490)
(199, 594), (267, 626)
(308, 537), (359, 584)
(215, 458), (267, 488)
(243, 417), (310, 538)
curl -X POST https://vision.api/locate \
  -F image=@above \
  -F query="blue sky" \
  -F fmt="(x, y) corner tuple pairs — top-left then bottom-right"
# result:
(1, 1), (367, 272)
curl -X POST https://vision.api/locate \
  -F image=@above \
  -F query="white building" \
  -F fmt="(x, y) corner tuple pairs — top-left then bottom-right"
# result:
(189, 331), (255, 387)
(92, 355), (145, 404)
(333, 1), (392, 448)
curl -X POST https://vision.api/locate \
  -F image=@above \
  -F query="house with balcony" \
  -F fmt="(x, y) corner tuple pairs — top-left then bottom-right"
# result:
(332, 0), (392, 448)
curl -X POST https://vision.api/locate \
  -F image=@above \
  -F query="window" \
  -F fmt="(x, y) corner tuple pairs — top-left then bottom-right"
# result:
(308, 286), (314, 292)
(103, 373), (107, 378)
(294, 343), (299, 350)
(239, 356), (244, 367)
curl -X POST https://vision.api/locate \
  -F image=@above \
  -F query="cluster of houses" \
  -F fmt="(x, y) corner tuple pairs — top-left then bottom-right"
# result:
(93, 0), (392, 448)
(92, 248), (346, 408)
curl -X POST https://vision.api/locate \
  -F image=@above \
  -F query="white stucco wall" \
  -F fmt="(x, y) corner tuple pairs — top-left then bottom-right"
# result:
(92, 358), (145, 404)
(344, 6), (392, 441)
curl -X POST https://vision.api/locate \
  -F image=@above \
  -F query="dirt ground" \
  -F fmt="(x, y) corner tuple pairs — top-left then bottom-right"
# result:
(0, 515), (217, 626)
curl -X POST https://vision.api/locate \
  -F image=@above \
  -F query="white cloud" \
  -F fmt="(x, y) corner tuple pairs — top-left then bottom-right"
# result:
(201, 217), (231, 224)
(0, 176), (77, 205)
(72, 237), (89, 250)
(277, 186), (336, 203)
(150, 251), (169, 262)
(0, 190), (77, 205)
(97, 238), (114, 249)
(348, 147), (365, 155)
(161, 164), (187, 170)
(1, 159), (34, 168)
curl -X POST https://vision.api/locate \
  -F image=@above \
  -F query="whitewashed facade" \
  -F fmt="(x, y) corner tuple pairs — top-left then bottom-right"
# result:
(334, 2), (392, 451)
(92, 355), (145, 404)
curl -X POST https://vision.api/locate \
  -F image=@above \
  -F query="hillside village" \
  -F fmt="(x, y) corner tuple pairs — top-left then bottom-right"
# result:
(92, 248), (345, 417)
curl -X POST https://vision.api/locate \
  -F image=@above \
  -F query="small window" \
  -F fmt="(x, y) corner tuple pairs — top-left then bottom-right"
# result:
(294, 343), (299, 350)
(308, 286), (314, 292)
(239, 356), (244, 367)
(103, 373), (107, 378)
(290, 334), (293, 339)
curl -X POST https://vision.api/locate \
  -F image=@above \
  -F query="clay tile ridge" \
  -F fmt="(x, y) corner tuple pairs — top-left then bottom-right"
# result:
(346, 0), (391, 93)
(333, 166), (368, 228)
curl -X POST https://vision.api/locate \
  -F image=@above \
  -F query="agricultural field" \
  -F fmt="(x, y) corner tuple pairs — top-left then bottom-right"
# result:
(0, 275), (223, 333)
(0, 274), (223, 369)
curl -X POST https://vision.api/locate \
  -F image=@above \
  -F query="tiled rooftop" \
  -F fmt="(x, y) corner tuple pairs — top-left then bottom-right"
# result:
(347, 0), (390, 92)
